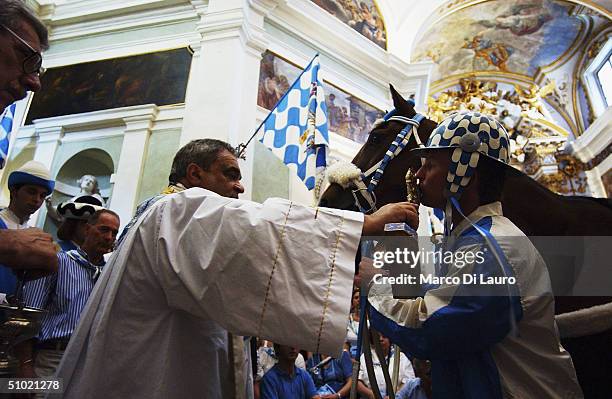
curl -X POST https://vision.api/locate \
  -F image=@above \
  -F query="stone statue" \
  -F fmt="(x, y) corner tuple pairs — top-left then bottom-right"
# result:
(74, 175), (105, 205)
(46, 174), (106, 222)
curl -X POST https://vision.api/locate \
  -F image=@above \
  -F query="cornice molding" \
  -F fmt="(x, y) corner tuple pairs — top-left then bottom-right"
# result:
(567, 106), (612, 162)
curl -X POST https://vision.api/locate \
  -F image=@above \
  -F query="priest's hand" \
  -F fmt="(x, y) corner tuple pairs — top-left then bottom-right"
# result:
(0, 229), (59, 275)
(362, 202), (418, 236)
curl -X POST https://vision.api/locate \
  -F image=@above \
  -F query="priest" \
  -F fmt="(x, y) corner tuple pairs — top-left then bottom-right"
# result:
(54, 139), (418, 399)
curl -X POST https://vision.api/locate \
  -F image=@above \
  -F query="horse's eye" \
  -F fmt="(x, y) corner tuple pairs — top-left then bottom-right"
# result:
(369, 135), (379, 144)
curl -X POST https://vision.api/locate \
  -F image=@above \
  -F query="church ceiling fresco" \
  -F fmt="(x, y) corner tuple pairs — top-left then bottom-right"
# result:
(310, 0), (386, 48)
(412, 0), (583, 83)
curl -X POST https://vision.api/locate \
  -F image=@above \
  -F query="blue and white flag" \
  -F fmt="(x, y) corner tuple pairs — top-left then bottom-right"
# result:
(259, 55), (329, 190)
(0, 103), (16, 170)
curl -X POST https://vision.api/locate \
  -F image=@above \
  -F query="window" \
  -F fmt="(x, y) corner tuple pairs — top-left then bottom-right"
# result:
(596, 52), (612, 106)
(583, 37), (612, 118)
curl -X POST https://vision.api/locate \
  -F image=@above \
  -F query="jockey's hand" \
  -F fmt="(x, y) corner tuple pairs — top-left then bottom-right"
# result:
(362, 202), (418, 236)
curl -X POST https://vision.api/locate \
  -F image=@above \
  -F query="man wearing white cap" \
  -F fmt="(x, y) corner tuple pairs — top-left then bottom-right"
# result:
(0, 160), (55, 296)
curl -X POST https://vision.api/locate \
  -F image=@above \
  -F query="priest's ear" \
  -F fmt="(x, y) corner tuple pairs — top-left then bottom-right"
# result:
(184, 163), (207, 189)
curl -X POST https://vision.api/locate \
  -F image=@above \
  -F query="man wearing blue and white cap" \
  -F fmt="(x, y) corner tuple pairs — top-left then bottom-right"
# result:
(0, 160), (55, 296)
(364, 112), (583, 398)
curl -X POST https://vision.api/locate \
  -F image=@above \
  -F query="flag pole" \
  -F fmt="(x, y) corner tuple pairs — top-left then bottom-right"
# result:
(236, 53), (319, 159)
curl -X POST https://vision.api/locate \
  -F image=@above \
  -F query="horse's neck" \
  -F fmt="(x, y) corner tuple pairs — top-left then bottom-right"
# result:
(501, 173), (567, 236)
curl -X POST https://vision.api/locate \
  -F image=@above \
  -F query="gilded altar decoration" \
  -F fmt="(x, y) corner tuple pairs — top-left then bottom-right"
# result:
(428, 77), (559, 125)
(427, 77), (590, 196)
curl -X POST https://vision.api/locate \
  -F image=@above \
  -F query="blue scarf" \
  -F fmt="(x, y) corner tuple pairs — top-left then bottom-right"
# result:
(66, 247), (105, 282)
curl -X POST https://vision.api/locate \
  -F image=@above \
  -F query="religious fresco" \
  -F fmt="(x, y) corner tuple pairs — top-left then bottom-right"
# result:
(412, 0), (582, 82)
(310, 0), (386, 49)
(257, 51), (384, 144)
(26, 48), (192, 124)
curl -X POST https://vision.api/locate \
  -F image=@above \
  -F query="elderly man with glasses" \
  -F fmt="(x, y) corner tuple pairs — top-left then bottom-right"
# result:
(0, 0), (57, 277)
(0, 0), (47, 113)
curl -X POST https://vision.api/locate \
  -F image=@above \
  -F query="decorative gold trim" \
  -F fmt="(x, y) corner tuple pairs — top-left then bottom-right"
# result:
(431, 0), (610, 22)
(309, 0), (388, 50)
(543, 97), (578, 136)
(571, 24), (609, 135)
(371, 0), (388, 51)
(532, 117), (571, 137)
(256, 201), (293, 337)
(430, 71), (535, 93)
(315, 213), (345, 353)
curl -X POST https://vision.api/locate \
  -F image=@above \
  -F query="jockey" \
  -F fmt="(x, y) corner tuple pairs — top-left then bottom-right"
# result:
(365, 112), (583, 398)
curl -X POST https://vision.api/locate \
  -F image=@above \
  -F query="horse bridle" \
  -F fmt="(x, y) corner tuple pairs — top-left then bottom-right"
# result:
(351, 110), (425, 214)
(346, 109), (426, 399)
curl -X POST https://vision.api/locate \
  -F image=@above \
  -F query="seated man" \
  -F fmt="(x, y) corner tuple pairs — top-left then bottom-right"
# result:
(357, 334), (415, 399)
(260, 343), (320, 399)
(18, 209), (120, 378)
(0, 161), (54, 297)
(255, 339), (306, 398)
(396, 358), (431, 399)
(306, 351), (352, 398)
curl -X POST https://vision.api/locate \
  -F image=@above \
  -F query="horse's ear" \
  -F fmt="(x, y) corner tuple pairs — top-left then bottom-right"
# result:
(389, 84), (404, 107)
(389, 84), (414, 116)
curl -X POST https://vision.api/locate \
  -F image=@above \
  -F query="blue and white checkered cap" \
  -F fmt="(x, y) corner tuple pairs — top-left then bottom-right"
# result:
(411, 111), (510, 196)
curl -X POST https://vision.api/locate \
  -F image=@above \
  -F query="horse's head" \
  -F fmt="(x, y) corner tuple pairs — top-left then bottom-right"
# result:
(319, 85), (438, 211)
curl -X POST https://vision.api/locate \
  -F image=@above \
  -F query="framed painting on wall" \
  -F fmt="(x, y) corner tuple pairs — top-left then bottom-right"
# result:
(257, 51), (384, 144)
(26, 48), (193, 124)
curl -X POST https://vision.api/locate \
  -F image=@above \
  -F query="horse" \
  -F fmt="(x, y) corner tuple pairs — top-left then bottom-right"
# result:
(318, 85), (612, 398)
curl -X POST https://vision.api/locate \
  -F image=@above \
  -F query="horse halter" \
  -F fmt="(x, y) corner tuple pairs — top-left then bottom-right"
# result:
(350, 109), (425, 214)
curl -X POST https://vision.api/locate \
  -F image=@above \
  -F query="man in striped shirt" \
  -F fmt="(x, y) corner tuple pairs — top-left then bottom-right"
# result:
(18, 209), (120, 378)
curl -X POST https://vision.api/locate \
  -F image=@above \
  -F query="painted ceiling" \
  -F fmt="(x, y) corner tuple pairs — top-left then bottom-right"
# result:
(310, 0), (387, 48)
(412, 0), (583, 82)
(411, 0), (586, 83)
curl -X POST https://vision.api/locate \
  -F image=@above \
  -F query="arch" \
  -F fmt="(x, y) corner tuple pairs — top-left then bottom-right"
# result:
(43, 148), (115, 235)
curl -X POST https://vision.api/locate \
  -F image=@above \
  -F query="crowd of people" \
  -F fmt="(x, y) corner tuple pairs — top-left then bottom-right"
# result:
(253, 294), (431, 399)
(0, 1), (587, 398)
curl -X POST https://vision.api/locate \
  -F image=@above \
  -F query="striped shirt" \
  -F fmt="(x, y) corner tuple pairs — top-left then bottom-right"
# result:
(23, 248), (104, 342)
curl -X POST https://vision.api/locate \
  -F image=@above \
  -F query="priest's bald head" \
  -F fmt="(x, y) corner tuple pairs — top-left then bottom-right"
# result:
(169, 139), (245, 199)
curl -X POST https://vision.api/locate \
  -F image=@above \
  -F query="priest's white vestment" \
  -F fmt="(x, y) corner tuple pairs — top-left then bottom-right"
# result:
(53, 188), (363, 398)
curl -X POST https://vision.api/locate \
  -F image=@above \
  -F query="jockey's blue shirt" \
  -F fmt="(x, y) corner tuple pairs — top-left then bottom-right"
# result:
(0, 208), (30, 296)
(367, 201), (583, 399)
